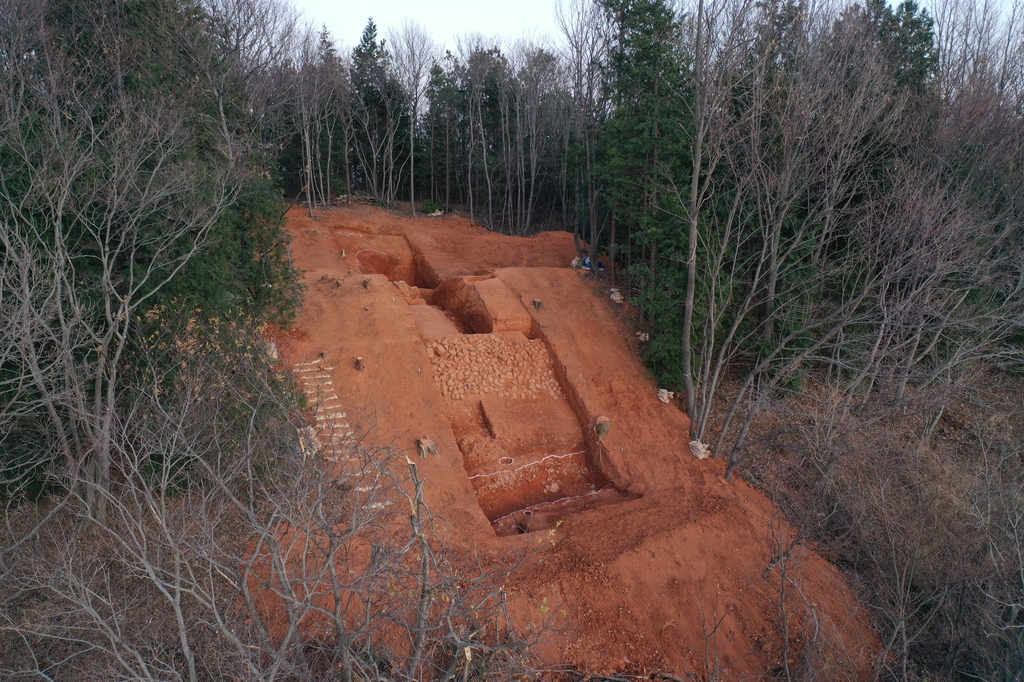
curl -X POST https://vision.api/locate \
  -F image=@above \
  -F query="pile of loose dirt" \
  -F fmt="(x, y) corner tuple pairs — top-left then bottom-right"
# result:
(429, 335), (560, 400)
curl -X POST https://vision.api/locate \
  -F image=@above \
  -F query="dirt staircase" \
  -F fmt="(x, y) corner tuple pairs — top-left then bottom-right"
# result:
(291, 358), (353, 461)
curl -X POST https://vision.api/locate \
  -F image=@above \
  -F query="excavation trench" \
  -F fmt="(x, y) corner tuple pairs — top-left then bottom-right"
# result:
(278, 207), (884, 676)
(345, 231), (629, 536)
(428, 333), (630, 536)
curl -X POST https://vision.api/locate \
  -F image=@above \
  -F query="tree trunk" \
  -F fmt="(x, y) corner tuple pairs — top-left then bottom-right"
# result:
(681, 0), (706, 437)
(409, 101), (416, 215)
(610, 211), (617, 286)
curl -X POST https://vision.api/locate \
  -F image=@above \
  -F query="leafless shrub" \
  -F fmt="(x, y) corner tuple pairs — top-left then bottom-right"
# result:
(0, 313), (535, 681)
(741, 370), (1024, 680)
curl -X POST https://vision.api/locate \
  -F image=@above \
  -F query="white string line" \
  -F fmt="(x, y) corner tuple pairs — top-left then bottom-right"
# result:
(489, 485), (606, 522)
(467, 450), (586, 481)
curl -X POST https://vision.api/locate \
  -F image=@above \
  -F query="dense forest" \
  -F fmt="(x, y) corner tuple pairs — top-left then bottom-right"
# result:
(2, 0), (1023, 679)
(285, 0), (1023, 467)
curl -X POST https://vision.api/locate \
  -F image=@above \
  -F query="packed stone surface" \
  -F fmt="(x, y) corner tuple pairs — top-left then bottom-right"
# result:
(428, 335), (562, 401)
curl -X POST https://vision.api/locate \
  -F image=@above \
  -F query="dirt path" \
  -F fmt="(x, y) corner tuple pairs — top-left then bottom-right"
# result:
(276, 205), (879, 679)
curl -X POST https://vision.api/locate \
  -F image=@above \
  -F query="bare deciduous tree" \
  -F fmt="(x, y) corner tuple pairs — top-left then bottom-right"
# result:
(0, 313), (535, 681)
(390, 22), (438, 216)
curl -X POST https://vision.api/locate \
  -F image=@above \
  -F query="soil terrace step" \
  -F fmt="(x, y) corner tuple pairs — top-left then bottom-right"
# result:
(275, 205), (881, 678)
(291, 361), (355, 460)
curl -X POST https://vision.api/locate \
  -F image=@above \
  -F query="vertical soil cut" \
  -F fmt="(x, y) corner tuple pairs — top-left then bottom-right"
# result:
(327, 228), (634, 536)
(280, 206), (883, 677)
(344, 233), (634, 536)
(427, 334), (629, 536)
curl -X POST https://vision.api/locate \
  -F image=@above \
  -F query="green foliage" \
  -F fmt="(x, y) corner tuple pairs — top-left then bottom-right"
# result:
(130, 304), (299, 492)
(352, 19), (389, 96)
(154, 176), (302, 327)
(596, 0), (698, 388)
(869, 0), (938, 90)
(636, 262), (690, 389)
(0, 0), (302, 501)
(349, 19), (412, 203)
(599, 0), (691, 221)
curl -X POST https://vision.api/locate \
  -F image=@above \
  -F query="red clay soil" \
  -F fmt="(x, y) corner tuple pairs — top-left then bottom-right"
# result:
(275, 205), (879, 679)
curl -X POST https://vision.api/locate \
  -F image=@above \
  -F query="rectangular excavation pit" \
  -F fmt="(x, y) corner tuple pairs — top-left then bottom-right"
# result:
(429, 276), (533, 336)
(459, 397), (628, 536)
(335, 233), (529, 340)
(343, 232), (634, 535)
(338, 233), (423, 286)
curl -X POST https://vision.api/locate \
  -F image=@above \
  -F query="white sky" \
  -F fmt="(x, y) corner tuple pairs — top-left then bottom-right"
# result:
(291, 0), (1019, 54)
(291, 0), (564, 51)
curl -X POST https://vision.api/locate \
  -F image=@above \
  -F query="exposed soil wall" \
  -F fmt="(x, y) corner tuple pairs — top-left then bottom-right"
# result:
(431, 277), (494, 333)
(274, 205), (880, 679)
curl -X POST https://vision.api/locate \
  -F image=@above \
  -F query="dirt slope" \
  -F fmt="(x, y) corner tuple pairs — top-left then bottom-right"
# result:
(275, 205), (879, 679)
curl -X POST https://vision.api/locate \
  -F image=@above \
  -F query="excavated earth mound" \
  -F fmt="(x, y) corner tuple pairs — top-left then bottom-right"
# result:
(276, 205), (879, 679)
